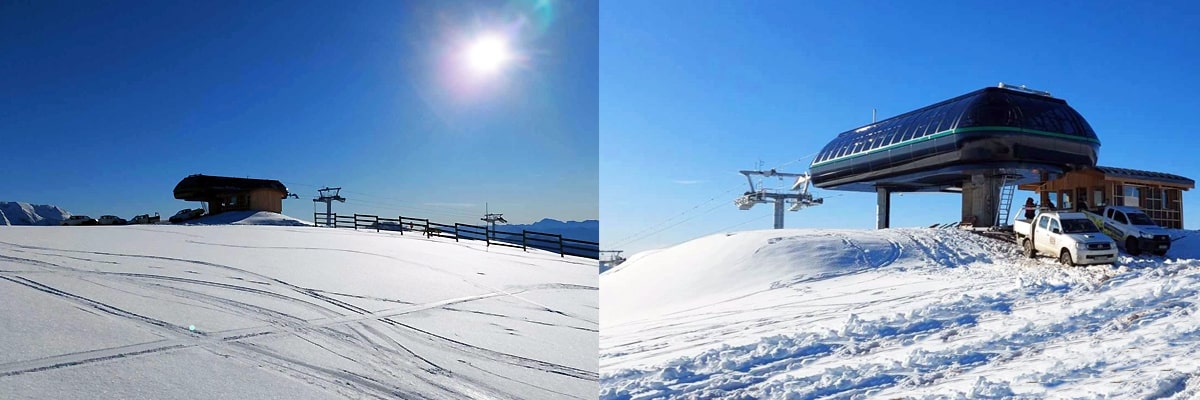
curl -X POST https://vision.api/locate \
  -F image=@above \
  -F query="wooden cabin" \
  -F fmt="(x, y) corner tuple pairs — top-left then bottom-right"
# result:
(173, 174), (289, 215)
(1018, 166), (1194, 228)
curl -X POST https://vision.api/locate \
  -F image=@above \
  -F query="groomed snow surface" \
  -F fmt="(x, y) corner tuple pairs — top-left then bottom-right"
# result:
(601, 228), (1200, 399)
(0, 213), (597, 399)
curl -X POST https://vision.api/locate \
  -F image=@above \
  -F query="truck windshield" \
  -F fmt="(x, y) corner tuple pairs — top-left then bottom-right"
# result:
(1061, 219), (1100, 233)
(1128, 213), (1157, 226)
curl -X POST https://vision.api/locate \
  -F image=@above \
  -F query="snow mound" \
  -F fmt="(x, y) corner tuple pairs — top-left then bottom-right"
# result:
(602, 228), (1001, 325)
(0, 202), (71, 226)
(601, 227), (1200, 399)
(186, 211), (312, 226)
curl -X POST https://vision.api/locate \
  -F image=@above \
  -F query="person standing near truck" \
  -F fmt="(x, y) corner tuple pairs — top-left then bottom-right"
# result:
(1023, 197), (1037, 220)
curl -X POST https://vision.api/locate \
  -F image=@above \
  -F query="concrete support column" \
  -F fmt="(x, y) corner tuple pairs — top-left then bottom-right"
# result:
(961, 174), (1003, 228)
(876, 187), (890, 229)
(773, 197), (785, 229)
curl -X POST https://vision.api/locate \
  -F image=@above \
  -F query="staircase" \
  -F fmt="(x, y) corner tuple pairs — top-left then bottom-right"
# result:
(995, 175), (1017, 227)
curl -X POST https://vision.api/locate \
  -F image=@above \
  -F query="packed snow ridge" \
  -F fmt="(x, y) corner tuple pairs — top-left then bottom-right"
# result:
(0, 202), (71, 226)
(0, 219), (597, 399)
(186, 210), (313, 226)
(601, 227), (1200, 399)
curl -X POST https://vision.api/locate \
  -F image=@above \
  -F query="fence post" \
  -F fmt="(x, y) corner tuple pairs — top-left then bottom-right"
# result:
(558, 235), (565, 258)
(332, 213), (337, 228)
(522, 230), (528, 252)
(313, 212), (318, 227)
(453, 223), (460, 242)
(398, 216), (404, 235)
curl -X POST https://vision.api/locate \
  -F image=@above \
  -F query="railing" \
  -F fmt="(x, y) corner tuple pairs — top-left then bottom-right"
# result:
(313, 211), (598, 259)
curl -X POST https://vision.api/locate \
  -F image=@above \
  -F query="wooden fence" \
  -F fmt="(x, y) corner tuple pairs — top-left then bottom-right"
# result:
(312, 212), (599, 259)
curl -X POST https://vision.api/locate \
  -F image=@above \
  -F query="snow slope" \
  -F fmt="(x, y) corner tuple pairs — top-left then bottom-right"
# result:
(0, 222), (597, 399)
(0, 201), (71, 225)
(601, 228), (1200, 399)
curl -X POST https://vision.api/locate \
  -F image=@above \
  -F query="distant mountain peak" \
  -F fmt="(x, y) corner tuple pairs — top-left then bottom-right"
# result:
(494, 218), (599, 242)
(0, 201), (72, 226)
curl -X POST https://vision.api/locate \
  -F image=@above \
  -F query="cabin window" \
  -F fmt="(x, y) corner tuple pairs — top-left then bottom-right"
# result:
(1121, 185), (1142, 208)
(1049, 219), (1061, 233)
(1114, 212), (1128, 225)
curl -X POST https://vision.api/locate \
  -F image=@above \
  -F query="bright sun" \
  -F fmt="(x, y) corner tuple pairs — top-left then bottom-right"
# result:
(465, 34), (512, 75)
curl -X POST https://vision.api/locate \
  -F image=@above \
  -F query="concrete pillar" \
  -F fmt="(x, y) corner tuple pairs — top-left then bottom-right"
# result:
(960, 175), (1003, 228)
(876, 187), (890, 229)
(773, 197), (785, 229)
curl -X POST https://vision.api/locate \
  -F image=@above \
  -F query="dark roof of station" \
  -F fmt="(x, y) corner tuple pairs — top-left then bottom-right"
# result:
(811, 86), (1099, 168)
(1095, 166), (1195, 187)
(174, 174), (288, 200)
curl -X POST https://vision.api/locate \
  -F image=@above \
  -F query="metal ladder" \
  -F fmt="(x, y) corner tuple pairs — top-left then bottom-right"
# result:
(995, 175), (1017, 227)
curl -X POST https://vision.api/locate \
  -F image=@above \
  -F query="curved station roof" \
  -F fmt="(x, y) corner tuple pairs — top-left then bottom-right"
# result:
(809, 86), (1100, 192)
(174, 174), (289, 201)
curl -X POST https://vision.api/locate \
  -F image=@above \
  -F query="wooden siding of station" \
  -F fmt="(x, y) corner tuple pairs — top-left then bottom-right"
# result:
(248, 188), (284, 213)
(1018, 169), (1190, 229)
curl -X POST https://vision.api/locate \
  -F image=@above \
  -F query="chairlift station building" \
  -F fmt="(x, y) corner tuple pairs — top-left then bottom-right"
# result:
(809, 84), (1193, 229)
(173, 174), (290, 215)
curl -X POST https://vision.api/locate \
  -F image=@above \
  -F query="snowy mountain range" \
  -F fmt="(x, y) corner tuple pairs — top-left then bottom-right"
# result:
(495, 218), (599, 242)
(0, 201), (71, 226)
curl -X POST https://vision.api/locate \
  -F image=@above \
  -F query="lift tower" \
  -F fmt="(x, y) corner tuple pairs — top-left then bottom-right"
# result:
(481, 203), (507, 240)
(734, 169), (824, 229)
(313, 187), (345, 227)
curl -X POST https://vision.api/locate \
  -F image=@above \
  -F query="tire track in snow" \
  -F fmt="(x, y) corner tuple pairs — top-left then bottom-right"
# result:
(0, 239), (597, 398)
(0, 272), (586, 391)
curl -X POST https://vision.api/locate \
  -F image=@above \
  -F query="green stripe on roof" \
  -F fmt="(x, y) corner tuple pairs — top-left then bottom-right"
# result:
(810, 126), (1100, 168)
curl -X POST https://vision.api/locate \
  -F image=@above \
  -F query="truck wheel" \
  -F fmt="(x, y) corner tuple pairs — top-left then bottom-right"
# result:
(1022, 239), (1036, 258)
(1059, 249), (1075, 267)
(1125, 237), (1141, 256)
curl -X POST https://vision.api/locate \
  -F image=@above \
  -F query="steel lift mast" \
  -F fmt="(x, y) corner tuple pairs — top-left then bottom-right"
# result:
(313, 187), (345, 227)
(481, 203), (507, 240)
(734, 169), (824, 229)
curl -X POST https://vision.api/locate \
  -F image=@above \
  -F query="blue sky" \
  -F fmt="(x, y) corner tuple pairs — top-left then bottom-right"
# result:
(601, 1), (1200, 255)
(1, 0), (596, 225)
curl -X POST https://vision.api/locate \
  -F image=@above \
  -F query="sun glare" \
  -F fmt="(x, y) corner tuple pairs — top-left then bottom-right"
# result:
(465, 34), (512, 75)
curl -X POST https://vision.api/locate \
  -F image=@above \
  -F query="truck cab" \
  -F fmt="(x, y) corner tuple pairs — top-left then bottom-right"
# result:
(1013, 211), (1117, 266)
(1083, 206), (1172, 256)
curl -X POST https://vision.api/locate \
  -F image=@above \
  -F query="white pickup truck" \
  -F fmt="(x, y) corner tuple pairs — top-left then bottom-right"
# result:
(1013, 211), (1118, 266)
(1082, 206), (1172, 256)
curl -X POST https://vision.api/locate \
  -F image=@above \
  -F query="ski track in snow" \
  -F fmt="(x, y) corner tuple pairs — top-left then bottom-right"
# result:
(0, 227), (597, 400)
(601, 228), (1200, 399)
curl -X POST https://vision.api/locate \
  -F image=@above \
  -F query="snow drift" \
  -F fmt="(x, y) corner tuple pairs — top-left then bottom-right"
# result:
(187, 210), (312, 226)
(0, 221), (597, 399)
(601, 227), (1200, 399)
(0, 202), (71, 226)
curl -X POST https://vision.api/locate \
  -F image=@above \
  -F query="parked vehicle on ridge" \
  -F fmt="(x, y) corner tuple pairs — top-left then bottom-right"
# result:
(97, 215), (127, 225)
(1013, 211), (1117, 266)
(61, 215), (98, 226)
(130, 213), (161, 224)
(169, 208), (205, 223)
(1082, 205), (1172, 256)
